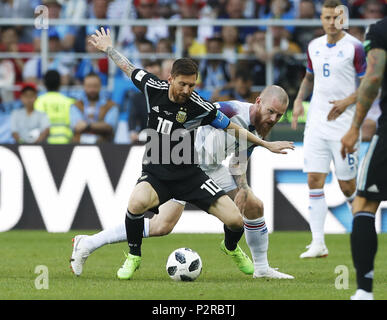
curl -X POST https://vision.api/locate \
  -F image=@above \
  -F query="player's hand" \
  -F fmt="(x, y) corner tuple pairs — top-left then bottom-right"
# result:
(88, 27), (112, 53)
(265, 141), (295, 154)
(327, 99), (348, 121)
(340, 126), (359, 159)
(234, 188), (249, 215)
(291, 99), (304, 130)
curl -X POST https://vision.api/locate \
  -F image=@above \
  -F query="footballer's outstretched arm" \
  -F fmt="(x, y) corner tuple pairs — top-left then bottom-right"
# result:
(226, 121), (294, 154)
(88, 27), (137, 78)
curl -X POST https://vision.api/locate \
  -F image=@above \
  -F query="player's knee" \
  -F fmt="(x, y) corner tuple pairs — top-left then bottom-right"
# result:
(308, 174), (325, 189)
(157, 221), (174, 236)
(245, 199), (264, 219)
(128, 198), (148, 214)
(339, 180), (356, 197)
(226, 214), (244, 231)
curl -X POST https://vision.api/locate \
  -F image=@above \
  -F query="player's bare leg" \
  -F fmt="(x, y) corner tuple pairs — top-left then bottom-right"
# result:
(148, 200), (185, 236)
(70, 200), (184, 276)
(300, 172), (329, 258)
(338, 178), (357, 203)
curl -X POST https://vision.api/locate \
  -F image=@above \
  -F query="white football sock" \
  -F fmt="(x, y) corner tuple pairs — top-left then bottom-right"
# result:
(143, 217), (150, 238)
(84, 218), (150, 253)
(308, 189), (328, 246)
(243, 216), (269, 271)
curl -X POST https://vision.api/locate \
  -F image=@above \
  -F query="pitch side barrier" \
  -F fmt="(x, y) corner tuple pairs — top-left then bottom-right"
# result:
(1, 142), (386, 233)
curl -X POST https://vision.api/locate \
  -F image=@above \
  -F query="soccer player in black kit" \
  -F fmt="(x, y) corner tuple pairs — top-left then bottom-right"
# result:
(341, 17), (387, 300)
(89, 28), (294, 279)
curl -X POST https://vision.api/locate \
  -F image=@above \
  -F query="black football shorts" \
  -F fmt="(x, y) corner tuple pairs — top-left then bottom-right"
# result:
(357, 133), (387, 201)
(136, 166), (226, 213)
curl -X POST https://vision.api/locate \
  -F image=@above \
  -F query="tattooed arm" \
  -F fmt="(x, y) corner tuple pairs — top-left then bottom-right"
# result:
(351, 49), (386, 129)
(88, 27), (137, 78)
(340, 48), (386, 158)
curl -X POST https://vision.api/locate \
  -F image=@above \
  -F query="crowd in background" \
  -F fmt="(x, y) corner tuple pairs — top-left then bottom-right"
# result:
(0, 0), (385, 144)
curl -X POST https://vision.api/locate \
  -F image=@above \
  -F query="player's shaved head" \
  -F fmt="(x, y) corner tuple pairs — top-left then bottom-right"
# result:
(260, 85), (289, 111)
(251, 85), (289, 138)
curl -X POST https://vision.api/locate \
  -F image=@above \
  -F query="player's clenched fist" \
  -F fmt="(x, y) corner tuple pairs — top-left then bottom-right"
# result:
(88, 27), (112, 53)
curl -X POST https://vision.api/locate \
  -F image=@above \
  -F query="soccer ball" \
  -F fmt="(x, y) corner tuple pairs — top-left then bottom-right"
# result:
(166, 248), (202, 281)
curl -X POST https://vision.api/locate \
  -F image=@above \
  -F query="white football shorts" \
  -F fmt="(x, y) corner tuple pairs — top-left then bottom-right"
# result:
(303, 133), (359, 181)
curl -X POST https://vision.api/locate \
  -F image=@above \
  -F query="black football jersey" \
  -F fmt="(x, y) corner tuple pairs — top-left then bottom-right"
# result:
(364, 17), (387, 132)
(131, 69), (220, 179)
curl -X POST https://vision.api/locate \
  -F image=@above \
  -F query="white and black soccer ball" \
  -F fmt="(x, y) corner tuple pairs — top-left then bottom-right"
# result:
(166, 248), (202, 281)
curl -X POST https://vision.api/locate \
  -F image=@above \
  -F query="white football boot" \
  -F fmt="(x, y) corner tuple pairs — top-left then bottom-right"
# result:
(254, 267), (295, 279)
(70, 235), (91, 276)
(350, 289), (374, 300)
(299, 243), (329, 258)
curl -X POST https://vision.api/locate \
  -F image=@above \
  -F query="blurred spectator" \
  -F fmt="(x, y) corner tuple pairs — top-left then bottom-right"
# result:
(293, 0), (322, 52)
(75, 31), (109, 86)
(348, 26), (366, 42)
(270, 26), (303, 101)
(182, 26), (206, 57)
(24, 29), (75, 85)
(74, 0), (111, 53)
(161, 58), (174, 80)
(106, 0), (131, 19)
(34, 70), (75, 144)
(10, 83), (50, 143)
(171, 0), (213, 43)
(34, 0), (77, 52)
(143, 59), (162, 78)
(157, 0), (175, 18)
(156, 38), (173, 54)
(71, 73), (119, 143)
(119, 26), (155, 76)
(60, 0), (88, 20)
(361, 0), (385, 19)
(214, 68), (260, 103)
(0, 0), (35, 42)
(117, 0), (169, 46)
(220, 25), (244, 64)
(214, 0), (258, 42)
(243, 30), (268, 86)
(259, 0), (296, 33)
(126, 60), (162, 143)
(199, 37), (232, 95)
(0, 99), (22, 143)
(0, 58), (15, 103)
(0, 26), (34, 84)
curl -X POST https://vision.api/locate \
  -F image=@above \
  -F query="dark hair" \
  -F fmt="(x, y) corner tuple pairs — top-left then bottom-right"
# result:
(21, 86), (37, 95)
(206, 36), (223, 44)
(235, 69), (253, 82)
(44, 69), (61, 91)
(171, 58), (198, 78)
(84, 72), (101, 82)
(143, 59), (161, 69)
(322, 0), (342, 8)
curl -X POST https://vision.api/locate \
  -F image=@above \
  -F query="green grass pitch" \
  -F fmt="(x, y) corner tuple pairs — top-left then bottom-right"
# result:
(0, 231), (386, 300)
